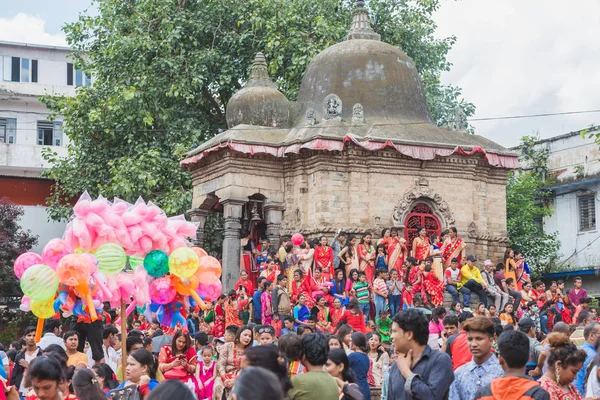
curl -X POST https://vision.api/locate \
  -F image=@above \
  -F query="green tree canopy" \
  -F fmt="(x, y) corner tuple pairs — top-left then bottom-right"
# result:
(42, 0), (474, 221)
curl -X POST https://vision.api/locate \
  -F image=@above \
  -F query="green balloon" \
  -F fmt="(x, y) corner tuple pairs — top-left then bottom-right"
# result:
(20, 264), (59, 301)
(96, 243), (126, 275)
(144, 250), (170, 278)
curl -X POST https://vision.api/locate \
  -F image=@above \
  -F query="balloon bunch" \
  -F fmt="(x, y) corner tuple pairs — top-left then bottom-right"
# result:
(63, 192), (197, 256)
(14, 194), (223, 340)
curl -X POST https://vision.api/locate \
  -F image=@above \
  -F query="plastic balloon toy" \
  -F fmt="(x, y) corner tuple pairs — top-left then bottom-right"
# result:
(20, 264), (59, 301)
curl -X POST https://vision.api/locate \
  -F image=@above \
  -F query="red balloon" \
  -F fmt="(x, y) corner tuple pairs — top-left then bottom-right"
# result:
(291, 233), (304, 246)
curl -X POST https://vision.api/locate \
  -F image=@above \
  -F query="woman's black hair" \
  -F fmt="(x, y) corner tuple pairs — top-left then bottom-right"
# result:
(146, 379), (196, 400)
(294, 269), (304, 278)
(72, 368), (106, 400)
(376, 244), (387, 255)
(92, 363), (118, 390)
(28, 355), (65, 383)
(431, 306), (447, 324)
(232, 366), (284, 400)
(6, 349), (17, 362)
(171, 331), (191, 354)
(347, 297), (360, 313)
(366, 332), (384, 362)
(130, 349), (157, 380)
(348, 268), (359, 283)
(337, 324), (353, 341)
(416, 226), (426, 234)
(327, 348), (356, 383)
(43, 344), (68, 360)
(351, 332), (368, 353)
(235, 325), (253, 349)
(360, 232), (372, 244)
(345, 236), (356, 258)
(334, 269), (346, 294)
(243, 346), (292, 394)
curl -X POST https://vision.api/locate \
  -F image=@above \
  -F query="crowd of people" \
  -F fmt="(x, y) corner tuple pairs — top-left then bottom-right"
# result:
(1, 227), (600, 400)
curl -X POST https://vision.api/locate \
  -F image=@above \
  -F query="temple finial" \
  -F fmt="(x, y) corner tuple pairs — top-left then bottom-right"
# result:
(246, 52), (276, 88)
(346, 0), (380, 41)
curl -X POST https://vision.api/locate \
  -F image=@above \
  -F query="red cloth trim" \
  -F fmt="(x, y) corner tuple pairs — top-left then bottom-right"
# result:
(182, 137), (518, 169)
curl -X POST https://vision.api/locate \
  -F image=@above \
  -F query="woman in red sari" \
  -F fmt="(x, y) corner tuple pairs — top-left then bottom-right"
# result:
(440, 227), (466, 269)
(330, 297), (346, 331)
(158, 331), (200, 395)
(421, 265), (445, 306)
(240, 230), (258, 288)
(377, 228), (392, 253)
(314, 236), (334, 280)
(311, 296), (332, 333)
(225, 291), (243, 327)
(291, 269), (314, 308)
(357, 232), (376, 283)
(234, 270), (254, 297)
(411, 226), (430, 262)
(259, 257), (278, 283)
(387, 228), (408, 274)
(212, 295), (226, 338)
(309, 267), (334, 307)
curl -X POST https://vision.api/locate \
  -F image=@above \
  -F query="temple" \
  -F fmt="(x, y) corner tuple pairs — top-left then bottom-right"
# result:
(182, 1), (519, 291)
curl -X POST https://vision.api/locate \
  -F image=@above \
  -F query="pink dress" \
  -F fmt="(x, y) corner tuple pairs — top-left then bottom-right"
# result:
(261, 290), (273, 325)
(198, 360), (216, 400)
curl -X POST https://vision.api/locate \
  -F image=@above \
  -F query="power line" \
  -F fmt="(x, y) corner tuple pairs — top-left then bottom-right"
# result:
(469, 109), (600, 122)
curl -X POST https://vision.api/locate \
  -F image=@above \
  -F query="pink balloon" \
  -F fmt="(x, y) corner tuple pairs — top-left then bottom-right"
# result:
(14, 252), (42, 278)
(81, 253), (99, 274)
(20, 296), (31, 312)
(149, 277), (176, 305)
(197, 279), (222, 302)
(42, 239), (74, 270)
(291, 233), (304, 246)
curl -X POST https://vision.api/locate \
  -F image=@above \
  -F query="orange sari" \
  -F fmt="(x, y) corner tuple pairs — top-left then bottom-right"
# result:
(505, 258), (517, 286)
(441, 238), (466, 268)
(412, 237), (430, 261)
(357, 243), (376, 283)
(387, 238), (407, 273)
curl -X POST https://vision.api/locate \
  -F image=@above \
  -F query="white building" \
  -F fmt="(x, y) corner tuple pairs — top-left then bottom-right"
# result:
(0, 41), (89, 252)
(521, 127), (600, 270)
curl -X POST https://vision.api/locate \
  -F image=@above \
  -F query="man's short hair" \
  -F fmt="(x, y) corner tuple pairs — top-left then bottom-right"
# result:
(584, 322), (600, 340)
(552, 321), (570, 334)
(226, 325), (239, 336)
(43, 319), (61, 334)
(580, 297), (591, 304)
(126, 336), (144, 352)
(102, 325), (119, 340)
(443, 315), (459, 327)
(462, 316), (495, 337)
(574, 276), (582, 282)
(300, 333), (328, 366)
(451, 258), (459, 263)
(497, 330), (530, 368)
(277, 274), (287, 283)
(578, 310), (592, 325)
(458, 311), (474, 325)
(194, 332), (209, 346)
(392, 309), (428, 346)
(283, 316), (294, 323)
(296, 325), (313, 336)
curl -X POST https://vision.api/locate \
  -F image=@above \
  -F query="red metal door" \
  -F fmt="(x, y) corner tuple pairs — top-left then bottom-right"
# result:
(404, 203), (441, 245)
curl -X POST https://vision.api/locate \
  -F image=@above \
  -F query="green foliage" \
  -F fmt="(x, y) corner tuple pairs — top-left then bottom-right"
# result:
(507, 137), (560, 277)
(0, 198), (38, 297)
(0, 309), (37, 344)
(42, 0), (474, 223)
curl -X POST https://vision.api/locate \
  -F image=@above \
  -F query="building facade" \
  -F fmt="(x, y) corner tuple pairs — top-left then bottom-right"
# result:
(0, 41), (88, 251)
(521, 128), (600, 269)
(182, 2), (519, 291)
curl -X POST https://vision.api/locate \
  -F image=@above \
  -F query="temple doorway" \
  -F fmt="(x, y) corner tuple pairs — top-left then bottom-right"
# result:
(404, 203), (441, 244)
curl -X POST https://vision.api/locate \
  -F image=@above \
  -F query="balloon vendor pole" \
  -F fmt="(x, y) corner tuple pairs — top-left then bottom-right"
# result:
(121, 298), (127, 372)
(35, 318), (44, 343)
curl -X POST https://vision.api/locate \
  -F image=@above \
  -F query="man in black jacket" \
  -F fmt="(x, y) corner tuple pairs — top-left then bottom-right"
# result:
(10, 326), (42, 397)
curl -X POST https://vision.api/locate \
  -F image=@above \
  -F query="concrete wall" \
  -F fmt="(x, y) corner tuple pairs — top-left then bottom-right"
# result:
(19, 205), (67, 253)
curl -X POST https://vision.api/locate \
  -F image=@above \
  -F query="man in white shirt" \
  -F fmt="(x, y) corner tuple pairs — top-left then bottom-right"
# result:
(87, 325), (119, 372)
(36, 319), (65, 350)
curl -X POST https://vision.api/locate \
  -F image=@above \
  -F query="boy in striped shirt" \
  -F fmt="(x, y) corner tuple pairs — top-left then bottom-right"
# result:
(354, 272), (371, 322)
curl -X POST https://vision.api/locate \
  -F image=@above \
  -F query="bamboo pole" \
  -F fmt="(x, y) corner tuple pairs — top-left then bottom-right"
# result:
(121, 299), (127, 372)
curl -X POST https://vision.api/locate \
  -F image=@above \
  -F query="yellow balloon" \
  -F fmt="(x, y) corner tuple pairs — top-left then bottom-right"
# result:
(169, 247), (199, 279)
(31, 298), (55, 318)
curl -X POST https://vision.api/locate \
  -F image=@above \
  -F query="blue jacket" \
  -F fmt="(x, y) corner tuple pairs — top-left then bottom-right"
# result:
(253, 288), (263, 320)
(574, 341), (596, 394)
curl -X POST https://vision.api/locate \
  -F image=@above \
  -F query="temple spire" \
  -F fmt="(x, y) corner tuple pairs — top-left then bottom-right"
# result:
(346, 0), (380, 41)
(246, 52), (276, 88)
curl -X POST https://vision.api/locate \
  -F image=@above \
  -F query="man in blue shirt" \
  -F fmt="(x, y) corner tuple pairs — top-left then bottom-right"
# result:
(252, 277), (265, 324)
(388, 309), (454, 399)
(574, 322), (600, 394)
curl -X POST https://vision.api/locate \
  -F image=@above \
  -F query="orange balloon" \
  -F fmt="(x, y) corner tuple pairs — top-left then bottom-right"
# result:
(197, 256), (222, 278)
(191, 247), (208, 259)
(174, 276), (206, 310)
(196, 271), (219, 285)
(57, 254), (90, 287)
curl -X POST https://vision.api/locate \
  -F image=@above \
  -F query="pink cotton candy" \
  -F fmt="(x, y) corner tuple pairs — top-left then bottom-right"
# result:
(129, 225), (143, 243)
(85, 213), (105, 229)
(139, 236), (153, 254)
(73, 199), (91, 217)
(111, 201), (128, 215)
(20, 296), (31, 312)
(73, 218), (92, 250)
(89, 199), (110, 214)
(115, 272), (135, 303)
(178, 222), (197, 238)
(123, 211), (143, 226)
(152, 214), (168, 229)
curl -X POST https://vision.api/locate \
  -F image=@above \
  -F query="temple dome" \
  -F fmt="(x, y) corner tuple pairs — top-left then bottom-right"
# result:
(295, 1), (432, 125)
(226, 53), (292, 129)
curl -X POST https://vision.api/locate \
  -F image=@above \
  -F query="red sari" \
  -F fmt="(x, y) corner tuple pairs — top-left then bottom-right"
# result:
(212, 303), (225, 338)
(158, 345), (200, 394)
(314, 305), (332, 333)
(260, 267), (278, 283)
(291, 277), (314, 308)
(357, 243), (376, 283)
(441, 237), (466, 268)
(225, 300), (243, 327)
(309, 276), (334, 306)
(387, 238), (407, 273)
(331, 306), (346, 330)
(314, 246), (334, 280)
(421, 271), (445, 306)
(412, 237), (430, 261)
(234, 278), (254, 297)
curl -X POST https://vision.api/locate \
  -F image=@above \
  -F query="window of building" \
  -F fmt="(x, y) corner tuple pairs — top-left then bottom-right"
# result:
(2, 56), (38, 83)
(37, 121), (62, 146)
(0, 118), (17, 144)
(578, 193), (596, 232)
(66, 63), (91, 87)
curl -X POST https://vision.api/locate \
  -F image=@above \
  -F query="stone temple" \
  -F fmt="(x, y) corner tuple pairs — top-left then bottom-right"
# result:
(182, 0), (519, 291)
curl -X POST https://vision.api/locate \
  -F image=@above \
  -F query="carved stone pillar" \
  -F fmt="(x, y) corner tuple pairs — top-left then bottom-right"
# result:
(264, 202), (285, 246)
(221, 199), (245, 292)
(188, 208), (212, 248)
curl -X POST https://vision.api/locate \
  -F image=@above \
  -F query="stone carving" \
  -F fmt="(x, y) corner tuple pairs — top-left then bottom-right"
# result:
(352, 103), (365, 123)
(467, 221), (509, 243)
(324, 94), (342, 121)
(305, 107), (316, 126)
(392, 182), (456, 227)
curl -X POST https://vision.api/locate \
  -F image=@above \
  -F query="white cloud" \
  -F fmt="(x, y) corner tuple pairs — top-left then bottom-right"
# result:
(0, 13), (67, 47)
(434, 0), (600, 147)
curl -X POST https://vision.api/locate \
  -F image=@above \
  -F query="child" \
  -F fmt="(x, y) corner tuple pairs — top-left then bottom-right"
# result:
(372, 268), (389, 319)
(261, 280), (273, 325)
(353, 272), (371, 323)
(402, 283), (414, 309)
(375, 244), (388, 270)
(387, 269), (402, 317)
(376, 309), (392, 342)
(258, 325), (276, 345)
(197, 346), (216, 400)
(366, 320), (376, 333)
(271, 314), (282, 338)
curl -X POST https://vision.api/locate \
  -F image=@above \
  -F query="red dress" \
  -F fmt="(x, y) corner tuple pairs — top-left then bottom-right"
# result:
(357, 243), (376, 283)
(158, 345), (200, 395)
(331, 306), (346, 331)
(234, 279), (254, 297)
(212, 304), (225, 338)
(421, 271), (445, 306)
(314, 246), (334, 280)
(291, 277), (314, 308)
(412, 237), (430, 261)
(340, 309), (366, 333)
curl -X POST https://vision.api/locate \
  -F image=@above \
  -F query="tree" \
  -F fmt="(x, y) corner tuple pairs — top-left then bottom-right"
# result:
(0, 198), (39, 298)
(42, 0), (474, 222)
(506, 136), (560, 277)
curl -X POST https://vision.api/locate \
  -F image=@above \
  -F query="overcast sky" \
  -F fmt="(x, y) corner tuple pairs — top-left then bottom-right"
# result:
(1, 0), (599, 147)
